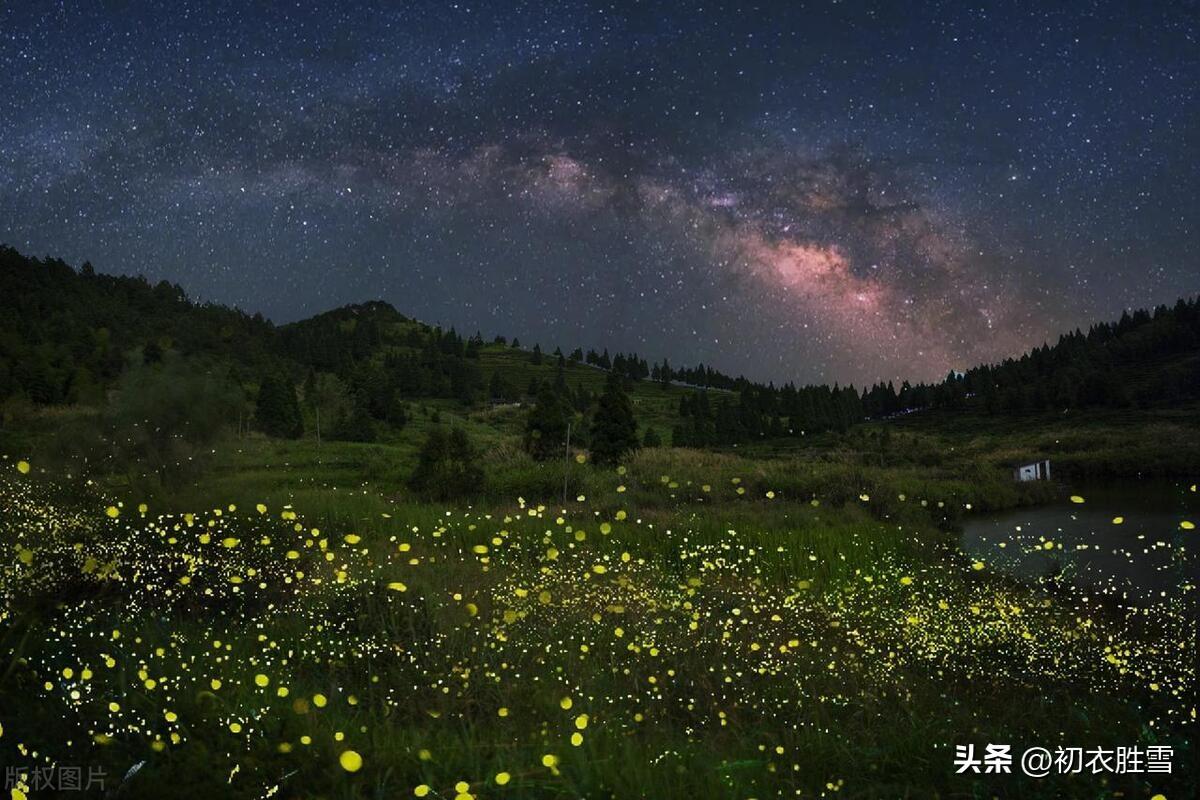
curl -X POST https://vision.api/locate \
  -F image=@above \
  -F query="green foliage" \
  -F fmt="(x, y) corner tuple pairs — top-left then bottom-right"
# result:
(5, 245), (1199, 461)
(487, 370), (518, 402)
(0, 454), (1192, 800)
(304, 371), (351, 439)
(408, 426), (484, 500)
(0, 246), (276, 405)
(332, 400), (376, 443)
(524, 383), (572, 460)
(62, 351), (246, 489)
(590, 372), (639, 465)
(254, 371), (303, 438)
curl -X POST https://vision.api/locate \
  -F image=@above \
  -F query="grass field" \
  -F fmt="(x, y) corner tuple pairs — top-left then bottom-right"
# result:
(0, 404), (1196, 799)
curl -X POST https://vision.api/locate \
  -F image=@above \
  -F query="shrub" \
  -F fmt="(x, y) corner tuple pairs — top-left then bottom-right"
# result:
(409, 427), (485, 500)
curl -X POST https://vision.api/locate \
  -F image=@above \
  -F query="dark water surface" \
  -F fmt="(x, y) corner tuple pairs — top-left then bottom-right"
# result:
(960, 481), (1198, 606)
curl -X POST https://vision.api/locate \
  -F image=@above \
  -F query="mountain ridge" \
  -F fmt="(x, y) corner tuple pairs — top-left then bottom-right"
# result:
(2, 245), (1197, 447)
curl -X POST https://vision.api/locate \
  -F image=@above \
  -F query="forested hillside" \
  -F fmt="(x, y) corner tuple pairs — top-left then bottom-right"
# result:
(2, 245), (1198, 454)
(0, 246), (277, 404)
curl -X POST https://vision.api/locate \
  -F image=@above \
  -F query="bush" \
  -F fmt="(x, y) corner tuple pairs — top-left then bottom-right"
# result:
(409, 427), (485, 501)
(104, 352), (246, 488)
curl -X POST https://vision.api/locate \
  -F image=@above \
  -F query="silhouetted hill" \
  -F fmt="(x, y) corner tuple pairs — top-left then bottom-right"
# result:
(1, 245), (1197, 446)
(0, 246), (277, 404)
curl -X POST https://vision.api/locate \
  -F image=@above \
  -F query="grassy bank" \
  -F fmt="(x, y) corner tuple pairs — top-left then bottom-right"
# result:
(1, 441), (1194, 799)
(1, 403), (1196, 798)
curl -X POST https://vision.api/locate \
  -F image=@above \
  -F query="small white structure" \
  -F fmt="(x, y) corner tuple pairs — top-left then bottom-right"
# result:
(1014, 459), (1051, 482)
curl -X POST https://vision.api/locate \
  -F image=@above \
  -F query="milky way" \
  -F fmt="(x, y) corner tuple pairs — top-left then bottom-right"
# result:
(0, 1), (1196, 384)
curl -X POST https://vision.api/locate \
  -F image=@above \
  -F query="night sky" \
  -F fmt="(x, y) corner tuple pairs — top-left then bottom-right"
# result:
(1, 1), (1196, 385)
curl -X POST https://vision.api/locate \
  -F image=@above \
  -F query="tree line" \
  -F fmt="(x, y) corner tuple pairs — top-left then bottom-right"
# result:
(3, 245), (1197, 461)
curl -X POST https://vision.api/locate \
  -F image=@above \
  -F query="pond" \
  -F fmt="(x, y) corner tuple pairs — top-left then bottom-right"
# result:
(960, 481), (1198, 606)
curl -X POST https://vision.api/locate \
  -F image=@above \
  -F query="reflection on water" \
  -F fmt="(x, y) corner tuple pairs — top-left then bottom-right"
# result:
(960, 481), (1198, 606)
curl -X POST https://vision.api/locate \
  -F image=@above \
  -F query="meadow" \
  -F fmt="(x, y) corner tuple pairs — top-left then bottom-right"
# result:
(1, 407), (1195, 799)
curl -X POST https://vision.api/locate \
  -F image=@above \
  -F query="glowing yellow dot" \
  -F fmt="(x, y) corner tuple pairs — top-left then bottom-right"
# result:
(560, 696), (572, 710)
(313, 693), (327, 708)
(339, 750), (363, 772)
(255, 674), (269, 687)
(105, 505), (120, 518)
(495, 772), (511, 785)
(1069, 495), (1085, 504)
(16, 460), (30, 474)
(414, 787), (430, 798)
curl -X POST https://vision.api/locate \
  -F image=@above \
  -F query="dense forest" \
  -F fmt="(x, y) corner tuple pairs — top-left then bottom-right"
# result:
(2, 245), (1198, 456)
(669, 296), (1200, 444)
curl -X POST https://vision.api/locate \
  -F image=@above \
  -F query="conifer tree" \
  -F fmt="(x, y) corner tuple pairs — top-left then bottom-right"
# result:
(590, 371), (638, 465)
(409, 426), (484, 500)
(524, 383), (571, 460)
(254, 371), (303, 438)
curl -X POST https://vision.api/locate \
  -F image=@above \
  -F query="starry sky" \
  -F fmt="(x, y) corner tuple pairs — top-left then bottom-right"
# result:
(1, 1), (1197, 385)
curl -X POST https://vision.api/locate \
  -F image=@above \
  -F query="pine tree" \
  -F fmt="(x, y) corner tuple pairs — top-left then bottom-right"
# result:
(524, 383), (571, 460)
(409, 427), (485, 500)
(590, 372), (638, 465)
(254, 371), (303, 438)
(333, 399), (376, 442)
(489, 371), (517, 402)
